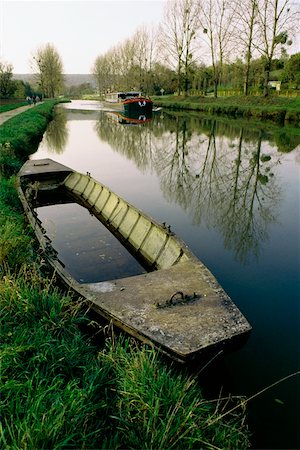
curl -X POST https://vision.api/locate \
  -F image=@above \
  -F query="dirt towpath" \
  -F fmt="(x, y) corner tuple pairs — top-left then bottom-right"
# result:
(0, 104), (39, 126)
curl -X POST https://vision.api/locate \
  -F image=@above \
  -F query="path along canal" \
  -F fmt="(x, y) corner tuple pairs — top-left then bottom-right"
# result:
(31, 100), (299, 449)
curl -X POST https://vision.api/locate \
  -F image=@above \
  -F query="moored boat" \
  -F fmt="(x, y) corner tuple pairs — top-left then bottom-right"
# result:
(17, 158), (251, 362)
(103, 91), (153, 114)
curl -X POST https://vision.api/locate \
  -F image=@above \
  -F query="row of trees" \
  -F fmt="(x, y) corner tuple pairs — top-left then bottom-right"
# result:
(92, 0), (299, 97)
(1, 0), (298, 100)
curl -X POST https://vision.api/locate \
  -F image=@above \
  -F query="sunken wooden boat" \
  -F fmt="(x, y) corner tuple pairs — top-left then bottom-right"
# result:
(17, 158), (251, 362)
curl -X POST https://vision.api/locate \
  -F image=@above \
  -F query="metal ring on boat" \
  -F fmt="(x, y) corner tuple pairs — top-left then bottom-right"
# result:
(138, 100), (146, 107)
(139, 115), (146, 121)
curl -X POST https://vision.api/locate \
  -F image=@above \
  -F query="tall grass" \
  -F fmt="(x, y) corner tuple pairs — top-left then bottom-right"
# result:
(0, 270), (116, 449)
(0, 267), (250, 449)
(101, 340), (249, 449)
(0, 101), (60, 175)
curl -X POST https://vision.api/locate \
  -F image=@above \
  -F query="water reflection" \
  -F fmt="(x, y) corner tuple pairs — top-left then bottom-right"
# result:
(106, 110), (152, 125)
(43, 104), (298, 264)
(95, 110), (154, 171)
(43, 107), (68, 154)
(95, 111), (286, 263)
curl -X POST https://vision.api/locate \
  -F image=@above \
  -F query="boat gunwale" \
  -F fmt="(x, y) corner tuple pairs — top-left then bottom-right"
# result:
(64, 171), (197, 270)
(16, 158), (252, 362)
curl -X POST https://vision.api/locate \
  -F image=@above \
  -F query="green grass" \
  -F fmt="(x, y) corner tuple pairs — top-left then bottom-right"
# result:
(0, 100), (57, 154)
(153, 95), (300, 124)
(0, 177), (33, 269)
(0, 101), (28, 113)
(0, 264), (250, 448)
(0, 270), (114, 449)
(101, 341), (249, 449)
(0, 101), (60, 175)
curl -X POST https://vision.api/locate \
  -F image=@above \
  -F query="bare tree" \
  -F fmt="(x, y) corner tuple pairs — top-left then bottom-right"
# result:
(199, 0), (236, 97)
(254, 0), (297, 96)
(132, 25), (159, 93)
(33, 44), (64, 98)
(231, 0), (259, 95)
(93, 39), (135, 94)
(159, 0), (200, 96)
(117, 38), (136, 90)
(92, 53), (115, 95)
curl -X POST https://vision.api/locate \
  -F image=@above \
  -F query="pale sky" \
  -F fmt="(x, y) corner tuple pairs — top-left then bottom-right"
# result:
(0, 0), (166, 73)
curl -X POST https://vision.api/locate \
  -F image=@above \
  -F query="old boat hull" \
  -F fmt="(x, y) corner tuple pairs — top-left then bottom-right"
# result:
(17, 158), (252, 362)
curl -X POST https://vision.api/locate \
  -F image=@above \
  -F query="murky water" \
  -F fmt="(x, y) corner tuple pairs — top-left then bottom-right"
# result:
(37, 202), (145, 283)
(32, 100), (300, 449)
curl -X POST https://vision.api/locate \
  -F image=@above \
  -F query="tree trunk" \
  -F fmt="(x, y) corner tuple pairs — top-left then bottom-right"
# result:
(244, 64), (250, 96)
(244, 49), (252, 96)
(214, 78), (218, 98)
(263, 61), (271, 97)
(177, 63), (182, 96)
(184, 64), (188, 97)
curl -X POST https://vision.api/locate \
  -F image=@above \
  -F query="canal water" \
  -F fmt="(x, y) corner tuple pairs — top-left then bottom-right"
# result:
(31, 100), (299, 449)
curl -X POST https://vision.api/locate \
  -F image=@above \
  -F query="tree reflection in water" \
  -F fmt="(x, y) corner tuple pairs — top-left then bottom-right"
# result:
(96, 111), (290, 264)
(44, 107), (69, 154)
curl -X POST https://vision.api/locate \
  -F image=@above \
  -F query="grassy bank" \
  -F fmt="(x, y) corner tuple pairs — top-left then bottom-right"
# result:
(153, 95), (300, 125)
(162, 108), (300, 154)
(0, 102), (250, 448)
(0, 100), (59, 175)
(0, 101), (28, 113)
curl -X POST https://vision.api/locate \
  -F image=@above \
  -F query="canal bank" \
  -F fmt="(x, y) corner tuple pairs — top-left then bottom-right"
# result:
(0, 102), (250, 448)
(0, 103), (34, 125)
(153, 94), (300, 125)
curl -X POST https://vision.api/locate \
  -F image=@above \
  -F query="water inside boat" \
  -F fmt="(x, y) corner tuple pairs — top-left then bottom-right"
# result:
(36, 200), (145, 284)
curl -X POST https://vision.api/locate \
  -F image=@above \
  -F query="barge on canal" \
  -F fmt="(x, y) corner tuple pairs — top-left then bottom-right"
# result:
(17, 158), (251, 362)
(103, 91), (153, 115)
